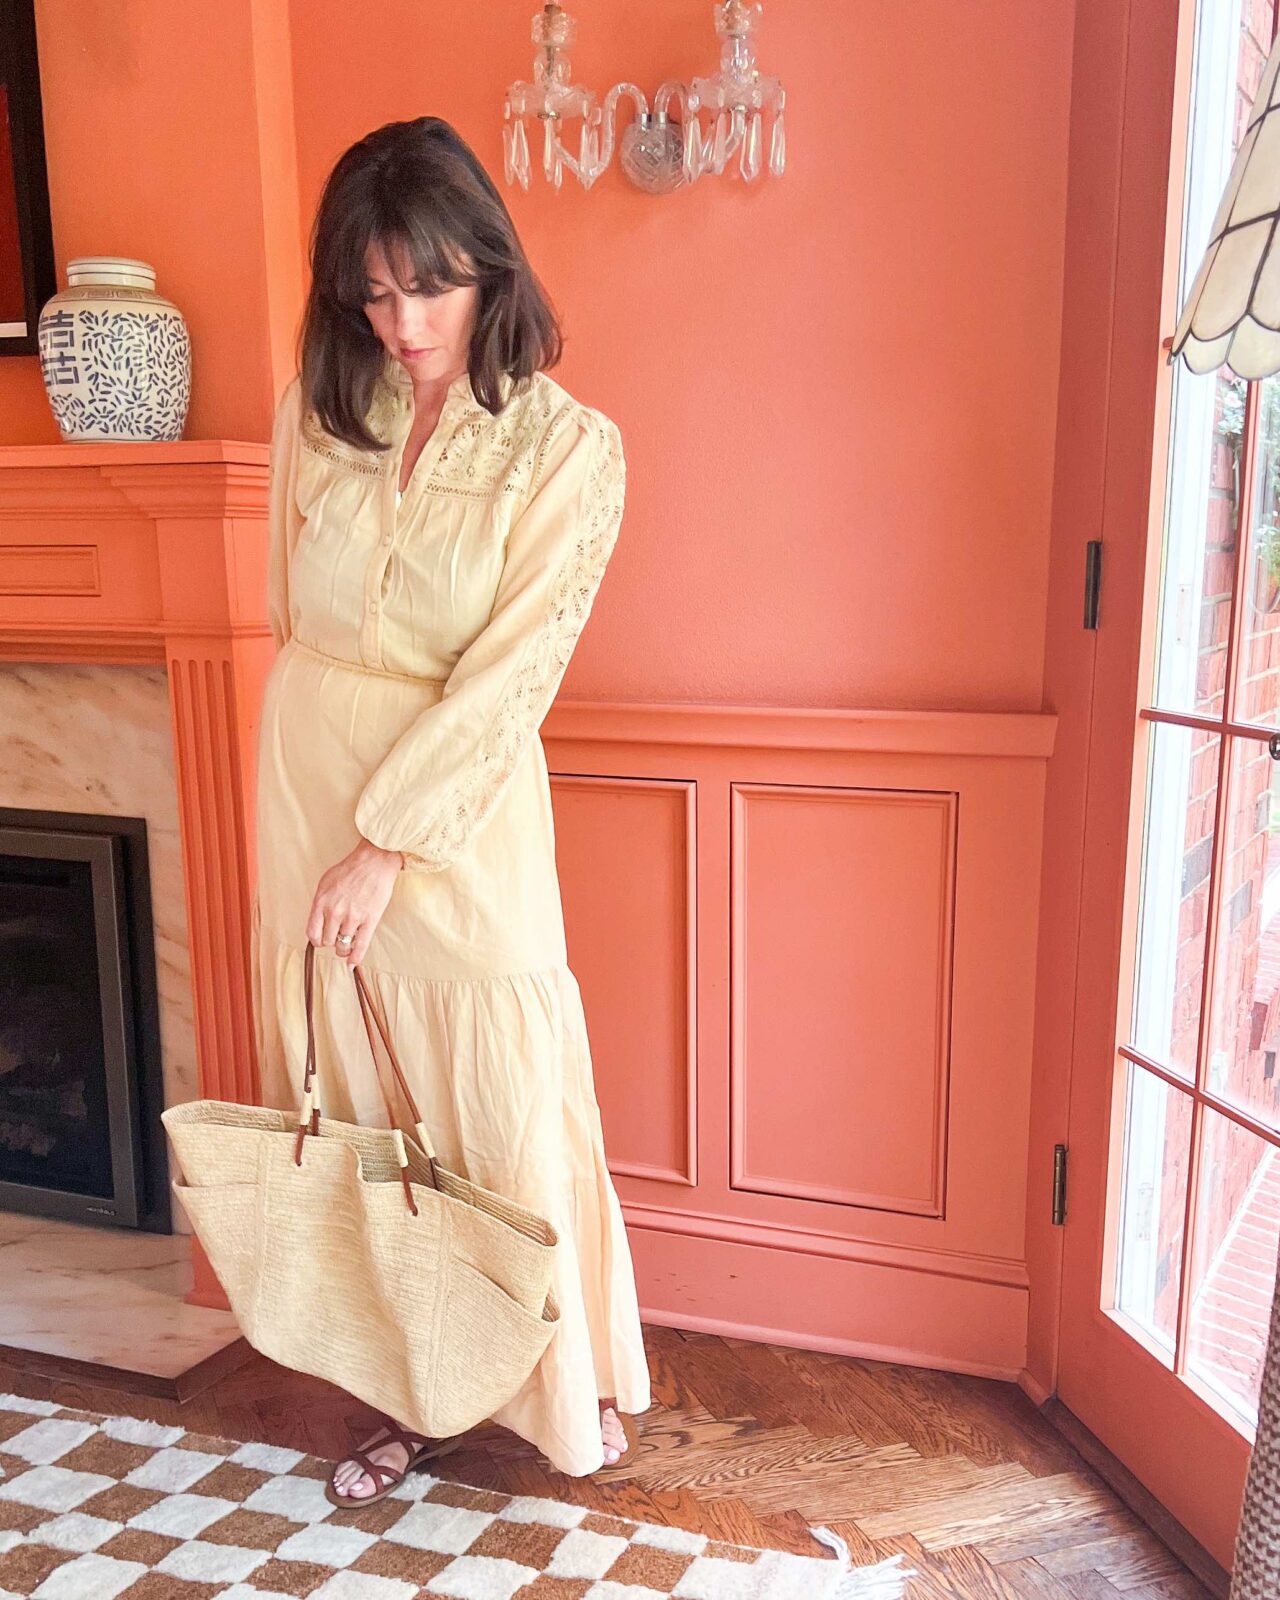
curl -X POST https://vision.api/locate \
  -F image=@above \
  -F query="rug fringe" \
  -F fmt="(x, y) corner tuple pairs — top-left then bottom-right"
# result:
(809, 1524), (851, 1561)
(834, 1555), (915, 1598)
(809, 1526), (915, 1597)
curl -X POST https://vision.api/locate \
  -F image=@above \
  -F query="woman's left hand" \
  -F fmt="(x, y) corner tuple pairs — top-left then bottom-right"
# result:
(306, 837), (404, 966)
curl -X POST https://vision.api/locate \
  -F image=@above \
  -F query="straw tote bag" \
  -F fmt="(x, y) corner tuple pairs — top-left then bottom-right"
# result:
(161, 940), (562, 1439)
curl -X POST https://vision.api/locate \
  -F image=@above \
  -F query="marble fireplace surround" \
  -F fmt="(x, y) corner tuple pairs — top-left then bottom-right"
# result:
(0, 436), (274, 1308)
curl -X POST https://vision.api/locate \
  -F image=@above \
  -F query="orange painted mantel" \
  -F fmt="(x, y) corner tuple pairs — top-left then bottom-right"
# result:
(0, 437), (273, 1306)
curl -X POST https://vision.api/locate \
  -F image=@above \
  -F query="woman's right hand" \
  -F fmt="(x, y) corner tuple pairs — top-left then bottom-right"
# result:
(306, 837), (404, 965)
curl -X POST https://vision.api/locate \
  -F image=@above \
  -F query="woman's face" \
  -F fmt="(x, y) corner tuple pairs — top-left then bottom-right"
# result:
(362, 236), (478, 384)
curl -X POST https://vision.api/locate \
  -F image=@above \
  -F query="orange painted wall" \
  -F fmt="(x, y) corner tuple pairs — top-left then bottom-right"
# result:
(8, 0), (1076, 717)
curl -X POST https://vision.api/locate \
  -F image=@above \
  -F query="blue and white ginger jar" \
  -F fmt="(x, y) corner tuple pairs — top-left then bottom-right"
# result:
(37, 257), (191, 442)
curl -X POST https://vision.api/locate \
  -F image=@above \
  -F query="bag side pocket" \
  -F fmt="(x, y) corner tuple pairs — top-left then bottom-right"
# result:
(430, 1259), (561, 1436)
(171, 1180), (264, 1338)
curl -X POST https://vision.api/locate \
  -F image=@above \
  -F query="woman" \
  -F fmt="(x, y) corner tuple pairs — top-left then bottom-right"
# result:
(249, 115), (652, 1500)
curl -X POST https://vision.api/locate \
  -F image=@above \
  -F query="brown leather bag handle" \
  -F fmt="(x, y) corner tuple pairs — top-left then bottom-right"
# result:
(294, 939), (440, 1208)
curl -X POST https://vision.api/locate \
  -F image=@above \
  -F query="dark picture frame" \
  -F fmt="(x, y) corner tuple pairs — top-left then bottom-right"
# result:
(0, 0), (56, 356)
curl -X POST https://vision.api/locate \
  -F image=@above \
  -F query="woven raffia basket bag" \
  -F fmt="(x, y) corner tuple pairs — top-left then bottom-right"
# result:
(161, 940), (561, 1439)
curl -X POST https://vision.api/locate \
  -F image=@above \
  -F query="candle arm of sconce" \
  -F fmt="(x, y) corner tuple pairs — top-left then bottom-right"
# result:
(551, 82), (647, 184)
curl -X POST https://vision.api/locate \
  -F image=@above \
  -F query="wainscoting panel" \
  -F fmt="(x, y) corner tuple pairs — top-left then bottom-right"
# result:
(545, 701), (1055, 1377)
(732, 781), (956, 1219)
(553, 774), (697, 1188)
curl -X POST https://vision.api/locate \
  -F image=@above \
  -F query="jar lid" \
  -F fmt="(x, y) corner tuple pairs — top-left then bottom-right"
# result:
(66, 257), (157, 291)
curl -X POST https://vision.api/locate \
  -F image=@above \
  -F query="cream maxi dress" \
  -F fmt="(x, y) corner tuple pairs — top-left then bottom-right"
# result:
(248, 349), (652, 1476)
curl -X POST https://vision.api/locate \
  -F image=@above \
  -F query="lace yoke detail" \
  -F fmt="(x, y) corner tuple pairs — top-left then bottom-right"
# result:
(424, 381), (563, 501)
(299, 424), (384, 477)
(297, 371), (569, 502)
(403, 412), (626, 870)
(299, 381), (398, 478)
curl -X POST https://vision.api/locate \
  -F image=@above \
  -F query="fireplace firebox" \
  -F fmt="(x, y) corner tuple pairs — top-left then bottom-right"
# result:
(0, 806), (170, 1230)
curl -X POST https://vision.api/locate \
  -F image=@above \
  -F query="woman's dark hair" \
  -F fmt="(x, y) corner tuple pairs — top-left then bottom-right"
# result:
(298, 117), (563, 452)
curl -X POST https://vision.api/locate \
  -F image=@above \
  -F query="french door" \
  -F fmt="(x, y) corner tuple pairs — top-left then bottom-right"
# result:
(1058, 0), (1280, 1571)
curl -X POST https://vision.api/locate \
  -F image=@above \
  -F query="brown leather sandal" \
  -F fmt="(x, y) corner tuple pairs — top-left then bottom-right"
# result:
(594, 1399), (639, 1473)
(325, 1416), (461, 1508)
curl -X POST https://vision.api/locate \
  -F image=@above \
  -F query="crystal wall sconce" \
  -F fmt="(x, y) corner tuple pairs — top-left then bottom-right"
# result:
(502, 0), (786, 194)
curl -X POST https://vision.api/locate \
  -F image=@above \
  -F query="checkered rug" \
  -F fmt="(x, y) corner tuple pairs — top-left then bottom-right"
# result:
(0, 1393), (911, 1599)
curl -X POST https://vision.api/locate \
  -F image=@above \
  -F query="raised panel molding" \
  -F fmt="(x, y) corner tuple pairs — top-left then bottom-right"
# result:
(731, 782), (956, 1217)
(0, 544), (101, 596)
(550, 772), (697, 1187)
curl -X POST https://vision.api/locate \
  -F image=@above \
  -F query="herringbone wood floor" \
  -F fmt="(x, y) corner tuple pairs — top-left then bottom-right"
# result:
(0, 1323), (1216, 1599)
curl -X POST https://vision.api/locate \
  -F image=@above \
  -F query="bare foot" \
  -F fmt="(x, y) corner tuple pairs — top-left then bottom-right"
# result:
(600, 1403), (627, 1464)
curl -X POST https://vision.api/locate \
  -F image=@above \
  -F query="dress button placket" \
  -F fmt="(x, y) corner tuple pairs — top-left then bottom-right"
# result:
(367, 400), (409, 655)
(365, 451), (399, 655)
(366, 375), (463, 661)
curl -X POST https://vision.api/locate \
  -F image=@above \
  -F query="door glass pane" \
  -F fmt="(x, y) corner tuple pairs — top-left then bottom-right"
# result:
(1152, 367), (1242, 717)
(1152, 0), (1263, 714)
(1131, 722), (1221, 1079)
(1115, 1064), (1193, 1354)
(1238, 375), (1280, 727)
(1187, 1107), (1279, 1422)
(1207, 734), (1280, 1127)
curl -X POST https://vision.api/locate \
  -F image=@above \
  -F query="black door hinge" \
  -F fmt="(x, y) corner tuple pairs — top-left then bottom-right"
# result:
(1052, 1143), (1068, 1226)
(1084, 541), (1102, 630)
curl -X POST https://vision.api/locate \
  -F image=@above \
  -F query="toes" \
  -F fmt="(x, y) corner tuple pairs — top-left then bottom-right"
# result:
(332, 1457), (374, 1499)
(599, 1406), (628, 1461)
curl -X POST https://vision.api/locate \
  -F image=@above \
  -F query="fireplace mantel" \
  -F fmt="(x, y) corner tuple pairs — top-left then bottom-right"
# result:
(0, 438), (274, 1306)
(0, 439), (271, 661)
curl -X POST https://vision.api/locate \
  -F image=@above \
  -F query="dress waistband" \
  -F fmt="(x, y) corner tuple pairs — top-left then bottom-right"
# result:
(286, 635), (450, 687)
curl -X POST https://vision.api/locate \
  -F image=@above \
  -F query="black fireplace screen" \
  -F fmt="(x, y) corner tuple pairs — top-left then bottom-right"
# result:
(0, 812), (169, 1230)
(0, 852), (116, 1197)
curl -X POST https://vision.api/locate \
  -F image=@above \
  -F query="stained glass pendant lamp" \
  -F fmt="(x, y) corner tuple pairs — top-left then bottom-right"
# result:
(1170, 27), (1280, 378)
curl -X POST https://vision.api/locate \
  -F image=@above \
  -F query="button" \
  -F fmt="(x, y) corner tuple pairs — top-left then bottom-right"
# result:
(368, 600), (377, 613)
(382, 533), (392, 545)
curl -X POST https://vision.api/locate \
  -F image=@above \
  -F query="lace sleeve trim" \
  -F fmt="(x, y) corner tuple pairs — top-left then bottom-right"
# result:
(399, 412), (625, 871)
